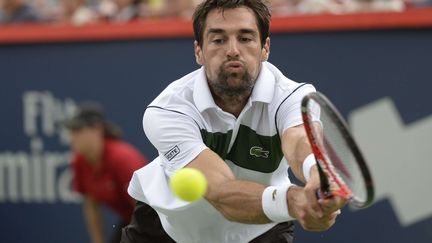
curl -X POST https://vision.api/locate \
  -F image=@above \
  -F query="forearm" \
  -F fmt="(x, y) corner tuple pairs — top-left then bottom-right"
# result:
(282, 125), (314, 182)
(187, 149), (271, 224)
(83, 197), (105, 243)
(207, 179), (270, 224)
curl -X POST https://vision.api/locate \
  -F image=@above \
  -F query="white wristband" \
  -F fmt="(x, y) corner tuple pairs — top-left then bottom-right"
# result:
(303, 154), (317, 182)
(262, 184), (296, 223)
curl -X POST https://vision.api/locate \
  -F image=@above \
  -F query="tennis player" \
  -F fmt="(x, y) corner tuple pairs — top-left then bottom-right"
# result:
(122, 0), (347, 242)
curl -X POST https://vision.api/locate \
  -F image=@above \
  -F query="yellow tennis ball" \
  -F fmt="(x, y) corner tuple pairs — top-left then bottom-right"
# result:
(170, 168), (208, 202)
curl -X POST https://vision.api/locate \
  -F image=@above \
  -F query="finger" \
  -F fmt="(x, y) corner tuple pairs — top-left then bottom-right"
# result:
(319, 195), (347, 208)
(318, 198), (336, 209)
(318, 197), (346, 214)
(328, 209), (341, 219)
(304, 186), (324, 218)
(326, 214), (337, 229)
(307, 212), (338, 232)
(319, 210), (339, 230)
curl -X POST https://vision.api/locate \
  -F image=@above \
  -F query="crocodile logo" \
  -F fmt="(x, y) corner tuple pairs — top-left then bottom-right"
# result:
(249, 146), (269, 158)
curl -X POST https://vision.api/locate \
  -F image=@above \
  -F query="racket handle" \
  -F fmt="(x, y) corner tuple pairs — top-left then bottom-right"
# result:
(316, 189), (333, 199)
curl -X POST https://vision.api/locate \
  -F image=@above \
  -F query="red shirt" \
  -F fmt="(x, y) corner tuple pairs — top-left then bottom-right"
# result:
(72, 139), (147, 222)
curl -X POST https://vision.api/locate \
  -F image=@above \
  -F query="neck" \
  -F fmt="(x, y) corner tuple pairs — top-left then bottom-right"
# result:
(85, 152), (101, 164)
(83, 140), (103, 164)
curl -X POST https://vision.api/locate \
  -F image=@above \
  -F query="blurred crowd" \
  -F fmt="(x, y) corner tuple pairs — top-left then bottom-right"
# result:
(0, 0), (431, 25)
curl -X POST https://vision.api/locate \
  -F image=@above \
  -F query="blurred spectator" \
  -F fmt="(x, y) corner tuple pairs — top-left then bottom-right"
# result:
(65, 103), (148, 243)
(97, 0), (117, 19)
(404, 0), (432, 7)
(0, 0), (41, 23)
(269, 0), (300, 16)
(295, 0), (357, 14)
(111, 0), (139, 22)
(353, 0), (405, 12)
(269, 0), (405, 15)
(32, 0), (62, 22)
(1, 0), (430, 25)
(59, 0), (98, 25)
(139, 0), (197, 18)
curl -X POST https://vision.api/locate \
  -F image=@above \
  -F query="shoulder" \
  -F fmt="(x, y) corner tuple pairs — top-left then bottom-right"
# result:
(105, 139), (143, 160)
(264, 62), (316, 106)
(144, 68), (205, 127)
(265, 62), (313, 94)
(103, 140), (147, 172)
(149, 68), (202, 109)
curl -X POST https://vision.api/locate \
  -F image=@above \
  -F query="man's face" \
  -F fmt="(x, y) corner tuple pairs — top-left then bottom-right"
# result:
(194, 7), (270, 97)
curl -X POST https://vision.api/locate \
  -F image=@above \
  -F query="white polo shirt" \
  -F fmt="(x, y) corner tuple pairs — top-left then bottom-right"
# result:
(128, 62), (316, 243)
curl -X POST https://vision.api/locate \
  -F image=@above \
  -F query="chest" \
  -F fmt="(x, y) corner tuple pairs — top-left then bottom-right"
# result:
(200, 103), (283, 173)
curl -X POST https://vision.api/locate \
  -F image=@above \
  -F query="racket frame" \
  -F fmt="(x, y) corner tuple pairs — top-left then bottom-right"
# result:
(301, 92), (374, 208)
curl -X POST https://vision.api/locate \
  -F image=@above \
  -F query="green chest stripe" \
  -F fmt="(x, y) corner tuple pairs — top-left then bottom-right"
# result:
(200, 125), (283, 173)
(200, 129), (233, 159)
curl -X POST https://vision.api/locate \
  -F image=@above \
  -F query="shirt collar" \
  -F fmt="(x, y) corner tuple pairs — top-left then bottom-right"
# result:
(193, 63), (276, 112)
(250, 62), (275, 104)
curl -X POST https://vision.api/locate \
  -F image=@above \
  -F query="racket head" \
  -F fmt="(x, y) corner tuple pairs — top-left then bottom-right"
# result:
(301, 92), (374, 208)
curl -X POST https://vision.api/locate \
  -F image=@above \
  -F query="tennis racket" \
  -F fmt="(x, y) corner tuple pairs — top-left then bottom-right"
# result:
(301, 91), (374, 208)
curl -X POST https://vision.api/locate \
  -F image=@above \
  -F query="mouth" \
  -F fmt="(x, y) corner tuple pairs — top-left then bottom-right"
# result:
(224, 61), (244, 72)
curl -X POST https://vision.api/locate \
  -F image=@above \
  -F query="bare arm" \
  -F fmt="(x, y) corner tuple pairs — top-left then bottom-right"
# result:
(83, 196), (105, 243)
(282, 124), (317, 182)
(187, 149), (271, 224)
(282, 124), (346, 231)
(186, 124), (345, 229)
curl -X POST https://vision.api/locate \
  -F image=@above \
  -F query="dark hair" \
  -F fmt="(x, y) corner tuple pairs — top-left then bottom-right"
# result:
(193, 0), (271, 47)
(65, 103), (123, 140)
(102, 121), (123, 140)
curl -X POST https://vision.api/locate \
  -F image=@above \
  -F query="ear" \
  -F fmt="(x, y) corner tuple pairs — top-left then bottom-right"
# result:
(261, 37), (270, 62)
(194, 41), (204, 65)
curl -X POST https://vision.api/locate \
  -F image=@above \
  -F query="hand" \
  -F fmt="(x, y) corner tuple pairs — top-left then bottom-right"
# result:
(287, 166), (347, 231)
(309, 166), (348, 216)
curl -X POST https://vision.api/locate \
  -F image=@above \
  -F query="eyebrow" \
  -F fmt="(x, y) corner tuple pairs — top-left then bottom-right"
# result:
(207, 28), (225, 35)
(239, 29), (258, 36)
(206, 28), (258, 36)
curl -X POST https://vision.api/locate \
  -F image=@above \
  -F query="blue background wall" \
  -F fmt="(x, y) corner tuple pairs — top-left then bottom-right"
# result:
(0, 28), (431, 242)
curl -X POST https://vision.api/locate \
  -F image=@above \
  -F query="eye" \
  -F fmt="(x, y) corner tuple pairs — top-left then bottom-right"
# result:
(212, 39), (225, 44)
(239, 37), (252, 43)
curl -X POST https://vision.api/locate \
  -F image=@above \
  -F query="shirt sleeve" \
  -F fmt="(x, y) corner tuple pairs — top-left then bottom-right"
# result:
(276, 84), (318, 135)
(143, 107), (208, 176)
(128, 170), (146, 202)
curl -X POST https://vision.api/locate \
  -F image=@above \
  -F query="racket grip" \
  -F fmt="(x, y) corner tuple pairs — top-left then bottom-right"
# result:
(316, 189), (333, 199)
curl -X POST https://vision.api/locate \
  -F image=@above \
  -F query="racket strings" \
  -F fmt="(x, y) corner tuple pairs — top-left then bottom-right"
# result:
(310, 100), (368, 203)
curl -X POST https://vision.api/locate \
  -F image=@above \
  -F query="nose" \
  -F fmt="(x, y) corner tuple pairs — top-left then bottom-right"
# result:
(226, 39), (240, 59)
